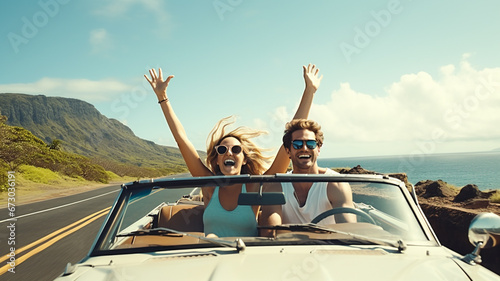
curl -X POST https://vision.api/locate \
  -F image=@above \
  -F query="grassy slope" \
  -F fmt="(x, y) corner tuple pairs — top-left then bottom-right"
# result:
(0, 93), (193, 200)
(0, 93), (193, 170)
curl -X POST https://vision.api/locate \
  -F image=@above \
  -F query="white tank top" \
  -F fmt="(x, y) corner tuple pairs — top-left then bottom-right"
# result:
(282, 169), (338, 225)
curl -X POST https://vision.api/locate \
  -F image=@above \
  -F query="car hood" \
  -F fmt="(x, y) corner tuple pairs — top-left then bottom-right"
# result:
(57, 246), (499, 281)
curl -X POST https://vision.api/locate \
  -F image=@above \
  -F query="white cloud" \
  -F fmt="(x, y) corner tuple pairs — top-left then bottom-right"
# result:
(0, 78), (131, 102)
(90, 28), (113, 54)
(260, 57), (500, 157)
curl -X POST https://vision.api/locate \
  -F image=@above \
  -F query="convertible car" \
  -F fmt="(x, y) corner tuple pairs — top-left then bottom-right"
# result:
(54, 174), (500, 280)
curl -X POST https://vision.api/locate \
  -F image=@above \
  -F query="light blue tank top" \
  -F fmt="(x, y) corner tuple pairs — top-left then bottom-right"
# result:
(203, 184), (258, 237)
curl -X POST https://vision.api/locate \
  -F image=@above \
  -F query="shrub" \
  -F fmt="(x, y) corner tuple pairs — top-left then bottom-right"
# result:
(491, 191), (500, 203)
(106, 170), (119, 180)
(0, 115), (186, 189)
(18, 165), (61, 184)
(0, 164), (8, 192)
(79, 160), (109, 183)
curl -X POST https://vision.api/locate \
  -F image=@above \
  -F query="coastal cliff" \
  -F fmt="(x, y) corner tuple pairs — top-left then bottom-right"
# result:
(338, 165), (500, 275)
(0, 93), (188, 171)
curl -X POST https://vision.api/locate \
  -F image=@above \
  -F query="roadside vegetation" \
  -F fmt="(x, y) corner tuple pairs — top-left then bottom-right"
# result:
(0, 114), (186, 192)
(491, 191), (500, 203)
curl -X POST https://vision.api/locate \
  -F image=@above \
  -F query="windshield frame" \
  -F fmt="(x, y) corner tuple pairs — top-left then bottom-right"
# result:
(87, 174), (439, 258)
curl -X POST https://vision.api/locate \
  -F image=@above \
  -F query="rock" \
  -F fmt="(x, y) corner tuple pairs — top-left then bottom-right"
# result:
(346, 165), (377, 174)
(387, 173), (413, 192)
(333, 167), (350, 174)
(415, 179), (457, 198)
(387, 172), (407, 183)
(414, 180), (430, 196)
(463, 199), (490, 209)
(481, 189), (498, 199)
(336, 166), (412, 192)
(454, 184), (481, 202)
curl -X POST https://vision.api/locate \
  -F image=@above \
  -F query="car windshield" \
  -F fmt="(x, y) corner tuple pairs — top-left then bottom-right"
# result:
(91, 175), (433, 255)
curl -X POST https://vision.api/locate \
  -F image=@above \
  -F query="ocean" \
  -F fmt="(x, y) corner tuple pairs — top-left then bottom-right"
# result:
(318, 151), (500, 191)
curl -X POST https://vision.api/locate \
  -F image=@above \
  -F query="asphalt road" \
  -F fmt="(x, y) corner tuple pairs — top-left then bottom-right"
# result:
(0, 174), (191, 281)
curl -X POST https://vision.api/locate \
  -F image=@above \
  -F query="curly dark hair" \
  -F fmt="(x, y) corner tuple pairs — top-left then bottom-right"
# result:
(282, 119), (324, 149)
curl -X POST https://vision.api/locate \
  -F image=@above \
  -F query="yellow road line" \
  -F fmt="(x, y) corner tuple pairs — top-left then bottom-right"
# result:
(0, 207), (111, 275)
(0, 207), (110, 264)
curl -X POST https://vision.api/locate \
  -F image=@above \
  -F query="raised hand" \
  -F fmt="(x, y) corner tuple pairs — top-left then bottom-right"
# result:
(144, 68), (175, 101)
(303, 64), (323, 92)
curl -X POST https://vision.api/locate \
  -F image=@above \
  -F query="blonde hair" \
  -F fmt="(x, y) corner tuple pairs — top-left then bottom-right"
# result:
(206, 116), (272, 175)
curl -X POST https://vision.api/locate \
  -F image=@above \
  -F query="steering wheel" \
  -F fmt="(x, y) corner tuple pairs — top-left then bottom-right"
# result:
(311, 207), (376, 225)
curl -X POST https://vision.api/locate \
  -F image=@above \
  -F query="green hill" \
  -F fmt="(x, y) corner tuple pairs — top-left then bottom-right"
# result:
(0, 93), (189, 173)
(0, 114), (111, 190)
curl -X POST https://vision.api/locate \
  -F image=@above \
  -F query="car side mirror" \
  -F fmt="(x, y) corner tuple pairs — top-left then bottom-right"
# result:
(462, 212), (500, 265)
(468, 212), (500, 249)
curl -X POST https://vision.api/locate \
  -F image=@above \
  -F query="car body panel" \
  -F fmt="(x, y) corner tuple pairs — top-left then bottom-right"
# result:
(56, 245), (500, 280)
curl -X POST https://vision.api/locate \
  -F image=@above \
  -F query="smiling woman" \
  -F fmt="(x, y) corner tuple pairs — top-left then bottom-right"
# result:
(144, 64), (323, 237)
(206, 117), (270, 176)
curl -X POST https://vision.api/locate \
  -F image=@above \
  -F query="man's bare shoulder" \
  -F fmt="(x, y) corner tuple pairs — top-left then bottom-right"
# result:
(318, 167), (328, 174)
(326, 181), (352, 201)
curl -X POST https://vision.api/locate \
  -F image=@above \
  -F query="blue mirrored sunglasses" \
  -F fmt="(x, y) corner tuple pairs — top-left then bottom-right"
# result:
(292, 140), (318, 150)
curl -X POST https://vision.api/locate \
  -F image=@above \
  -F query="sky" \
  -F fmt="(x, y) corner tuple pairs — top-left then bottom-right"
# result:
(1, 0), (500, 159)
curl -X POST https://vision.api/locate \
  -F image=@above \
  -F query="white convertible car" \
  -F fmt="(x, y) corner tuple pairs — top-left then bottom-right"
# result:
(54, 174), (500, 280)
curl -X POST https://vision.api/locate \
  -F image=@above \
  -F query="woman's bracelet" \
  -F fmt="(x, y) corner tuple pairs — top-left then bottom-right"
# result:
(158, 98), (169, 104)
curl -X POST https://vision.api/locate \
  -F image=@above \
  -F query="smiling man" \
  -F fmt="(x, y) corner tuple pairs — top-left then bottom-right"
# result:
(260, 119), (356, 235)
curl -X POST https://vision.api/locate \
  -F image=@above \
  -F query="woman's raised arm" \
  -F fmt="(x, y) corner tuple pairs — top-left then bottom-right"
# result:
(265, 64), (323, 175)
(145, 68), (212, 177)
